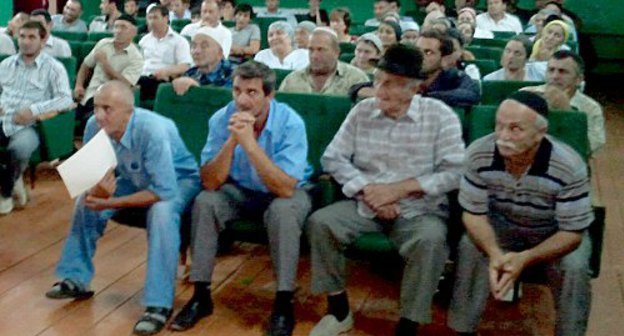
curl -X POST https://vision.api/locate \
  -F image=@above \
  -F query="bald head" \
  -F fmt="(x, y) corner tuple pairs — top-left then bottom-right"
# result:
(93, 81), (135, 140)
(95, 80), (135, 110)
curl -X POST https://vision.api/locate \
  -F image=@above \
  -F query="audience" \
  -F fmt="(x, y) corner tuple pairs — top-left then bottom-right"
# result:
(476, 0), (522, 34)
(447, 91), (593, 336)
(530, 19), (570, 62)
(294, 21), (316, 49)
(351, 33), (383, 75)
(457, 7), (494, 39)
(89, 0), (123, 32)
(298, 0), (329, 26)
(75, 14), (143, 134)
(256, 0), (298, 28)
(170, 61), (312, 336)
(523, 50), (605, 155)
(445, 27), (480, 81)
(181, 0), (231, 41)
(46, 80), (200, 336)
(377, 20), (402, 53)
(170, 0), (192, 20)
(30, 9), (72, 58)
(229, 4), (261, 63)
(329, 8), (355, 44)
(308, 44), (464, 336)
(1, 12), (30, 38)
(279, 28), (368, 95)
(172, 26), (234, 95)
(51, 0), (88, 33)
(365, 0), (415, 27)
(400, 21), (420, 46)
(138, 5), (192, 101)
(219, 0), (236, 21)
(254, 21), (309, 70)
(484, 35), (547, 81)
(0, 21), (73, 215)
(124, 0), (140, 18)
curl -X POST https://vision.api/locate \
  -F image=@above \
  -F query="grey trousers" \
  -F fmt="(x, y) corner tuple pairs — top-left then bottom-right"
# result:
(447, 225), (592, 336)
(308, 200), (449, 323)
(189, 183), (312, 291)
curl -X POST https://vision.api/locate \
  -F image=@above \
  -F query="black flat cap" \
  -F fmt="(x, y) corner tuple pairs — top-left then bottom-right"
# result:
(376, 44), (426, 79)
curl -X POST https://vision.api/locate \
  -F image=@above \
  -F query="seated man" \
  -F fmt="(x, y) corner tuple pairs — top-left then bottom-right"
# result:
(124, 0), (140, 18)
(52, 0), (88, 33)
(256, 0), (298, 28)
(229, 4), (261, 63)
(476, 0), (522, 34)
(522, 50), (605, 155)
(417, 30), (481, 107)
(447, 91), (593, 336)
(308, 44), (465, 336)
(365, 0), (416, 27)
(169, 0), (192, 21)
(180, 0), (231, 41)
(74, 14), (143, 135)
(170, 61), (312, 336)
(0, 21), (73, 215)
(138, 5), (192, 100)
(90, 0), (123, 32)
(46, 80), (200, 336)
(171, 26), (233, 95)
(30, 9), (72, 58)
(279, 28), (368, 95)
(484, 35), (547, 81)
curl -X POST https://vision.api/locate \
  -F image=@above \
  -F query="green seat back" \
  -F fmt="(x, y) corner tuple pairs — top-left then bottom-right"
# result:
(171, 19), (191, 32)
(255, 17), (287, 49)
(466, 46), (503, 62)
(30, 111), (77, 165)
(273, 68), (292, 89)
(339, 42), (356, 54)
(480, 80), (543, 105)
(470, 38), (509, 49)
(493, 31), (517, 39)
(80, 41), (97, 64)
(339, 52), (355, 63)
(153, 84), (233, 162)
(56, 56), (77, 87)
(349, 24), (376, 36)
(69, 40), (82, 63)
(222, 20), (235, 28)
(465, 59), (500, 77)
(52, 31), (87, 41)
(468, 105), (589, 160)
(87, 31), (113, 41)
(0, 53), (10, 62)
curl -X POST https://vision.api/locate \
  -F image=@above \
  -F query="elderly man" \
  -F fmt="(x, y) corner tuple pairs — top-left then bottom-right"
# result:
(47, 80), (200, 336)
(484, 35), (547, 81)
(278, 28), (368, 95)
(417, 30), (481, 107)
(52, 0), (88, 33)
(89, 0), (123, 32)
(0, 21), (73, 215)
(447, 91), (593, 336)
(171, 26), (233, 95)
(256, 0), (298, 28)
(170, 61), (312, 336)
(365, 0), (415, 27)
(476, 0), (523, 34)
(308, 44), (465, 336)
(30, 9), (72, 58)
(180, 0), (231, 42)
(138, 5), (192, 100)
(74, 14), (143, 135)
(522, 50), (605, 155)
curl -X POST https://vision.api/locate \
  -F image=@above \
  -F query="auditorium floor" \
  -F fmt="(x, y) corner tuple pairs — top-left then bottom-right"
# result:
(0, 97), (622, 336)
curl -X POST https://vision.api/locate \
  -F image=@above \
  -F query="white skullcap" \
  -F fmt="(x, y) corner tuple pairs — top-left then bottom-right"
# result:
(194, 26), (232, 58)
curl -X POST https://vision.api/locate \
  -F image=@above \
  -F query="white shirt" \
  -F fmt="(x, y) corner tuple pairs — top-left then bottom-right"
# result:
(255, 8), (298, 27)
(43, 35), (72, 58)
(169, 9), (192, 21)
(253, 48), (309, 70)
(476, 13), (523, 34)
(474, 27), (495, 39)
(483, 62), (547, 82)
(0, 33), (16, 55)
(139, 27), (192, 75)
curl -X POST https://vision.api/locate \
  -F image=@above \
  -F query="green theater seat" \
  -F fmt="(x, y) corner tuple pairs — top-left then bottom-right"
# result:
(52, 31), (87, 41)
(56, 56), (77, 87)
(465, 59), (500, 77)
(466, 46), (503, 62)
(274, 68), (292, 89)
(480, 80), (544, 105)
(87, 31), (113, 42)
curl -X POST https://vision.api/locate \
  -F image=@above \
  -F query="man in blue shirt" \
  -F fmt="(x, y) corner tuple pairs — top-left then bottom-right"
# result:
(46, 80), (200, 336)
(170, 61), (312, 336)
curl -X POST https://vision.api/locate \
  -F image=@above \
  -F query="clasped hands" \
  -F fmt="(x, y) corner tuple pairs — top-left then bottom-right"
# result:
(84, 168), (117, 211)
(360, 182), (423, 221)
(227, 111), (256, 145)
(488, 251), (530, 300)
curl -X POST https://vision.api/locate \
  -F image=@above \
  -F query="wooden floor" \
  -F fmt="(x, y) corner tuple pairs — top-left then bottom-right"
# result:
(1, 95), (623, 336)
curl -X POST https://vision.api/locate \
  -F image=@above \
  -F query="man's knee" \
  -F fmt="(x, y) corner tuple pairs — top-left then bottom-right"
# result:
(306, 206), (335, 239)
(559, 249), (591, 276)
(193, 190), (224, 212)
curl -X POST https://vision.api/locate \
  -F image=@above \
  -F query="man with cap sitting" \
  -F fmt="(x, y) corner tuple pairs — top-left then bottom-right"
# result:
(447, 91), (593, 336)
(74, 14), (143, 135)
(278, 27), (368, 96)
(307, 44), (465, 336)
(171, 25), (234, 95)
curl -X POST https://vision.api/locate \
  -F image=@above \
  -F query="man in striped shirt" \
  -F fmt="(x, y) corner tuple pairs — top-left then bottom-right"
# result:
(447, 91), (593, 336)
(308, 44), (465, 336)
(0, 21), (73, 215)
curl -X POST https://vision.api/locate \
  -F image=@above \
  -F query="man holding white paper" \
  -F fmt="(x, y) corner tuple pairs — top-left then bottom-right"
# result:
(47, 81), (200, 336)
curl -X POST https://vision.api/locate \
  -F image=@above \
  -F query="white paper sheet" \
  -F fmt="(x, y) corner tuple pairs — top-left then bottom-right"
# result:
(57, 129), (118, 198)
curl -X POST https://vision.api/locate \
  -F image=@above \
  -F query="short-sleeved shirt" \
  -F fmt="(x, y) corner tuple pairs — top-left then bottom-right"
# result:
(43, 36), (72, 58)
(254, 48), (309, 70)
(183, 59), (233, 87)
(483, 62), (547, 82)
(82, 38), (144, 104)
(51, 14), (88, 33)
(200, 99), (312, 193)
(230, 23), (261, 49)
(476, 13), (523, 34)
(279, 61), (369, 95)
(139, 27), (192, 75)
(84, 108), (199, 200)
(89, 15), (113, 32)
(459, 133), (593, 234)
(0, 33), (16, 55)
(169, 9), (191, 21)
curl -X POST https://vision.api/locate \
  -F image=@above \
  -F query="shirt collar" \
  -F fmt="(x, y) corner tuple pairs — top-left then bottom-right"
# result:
(371, 95), (420, 122)
(118, 109), (137, 149)
(490, 137), (553, 176)
(16, 52), (46, 69)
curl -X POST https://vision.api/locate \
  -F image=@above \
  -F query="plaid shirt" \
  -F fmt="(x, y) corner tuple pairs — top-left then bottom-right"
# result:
(0, 53), (73, 137)
(322, 95), (465, 219)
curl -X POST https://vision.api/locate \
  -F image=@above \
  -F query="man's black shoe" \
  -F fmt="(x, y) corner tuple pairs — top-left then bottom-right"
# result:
(170, 297), (213, 331)
(266, 311), (295, 336)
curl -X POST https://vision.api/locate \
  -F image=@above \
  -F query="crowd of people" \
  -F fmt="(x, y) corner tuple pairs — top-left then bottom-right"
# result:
(0, 1), (605, 336)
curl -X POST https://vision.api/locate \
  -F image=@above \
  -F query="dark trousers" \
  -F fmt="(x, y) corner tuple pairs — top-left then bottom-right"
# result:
(75, 98), (94, 138)
(0, 123), (11, 197)
(138, 76), (167, 101)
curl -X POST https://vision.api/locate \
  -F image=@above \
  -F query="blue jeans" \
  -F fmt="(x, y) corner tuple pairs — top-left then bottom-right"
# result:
(54, 178), (200, 308)
(0, 126), (39, 197)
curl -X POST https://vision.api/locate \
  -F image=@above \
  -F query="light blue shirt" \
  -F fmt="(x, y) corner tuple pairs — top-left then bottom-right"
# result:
(84, 108), (199, 201)
(52, 14), (88, 33)
(201, 100), (312, 193)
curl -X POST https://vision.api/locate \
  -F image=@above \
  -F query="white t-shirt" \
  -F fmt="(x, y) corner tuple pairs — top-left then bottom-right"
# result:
(483, 62), (547, 81)
(139, 28), (192, 75)
(253, 48), (309, 70)
(476, 13), (523, 34)
(43, 36), (72, 58)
